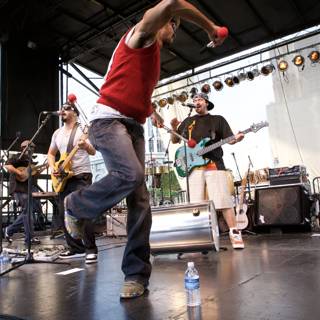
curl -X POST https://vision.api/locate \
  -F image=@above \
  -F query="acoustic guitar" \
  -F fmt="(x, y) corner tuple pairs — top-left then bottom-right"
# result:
(51, 126), (88, 193)
(235, 175), (249, 230)
(16, 162), (48, 182)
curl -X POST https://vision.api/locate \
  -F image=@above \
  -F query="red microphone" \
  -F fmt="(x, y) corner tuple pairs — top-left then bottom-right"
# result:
(68, 93), (77, 103)
(207, 26), (229, 48)
(187, 139), (197, 148)
(217, 26), (229, 39)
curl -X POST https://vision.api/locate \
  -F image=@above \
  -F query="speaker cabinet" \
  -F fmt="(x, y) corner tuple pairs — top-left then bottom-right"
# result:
(254, 185), (311, 226)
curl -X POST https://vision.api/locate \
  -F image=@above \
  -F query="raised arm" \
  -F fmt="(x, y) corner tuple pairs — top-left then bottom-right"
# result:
(127, 0), (223, 49)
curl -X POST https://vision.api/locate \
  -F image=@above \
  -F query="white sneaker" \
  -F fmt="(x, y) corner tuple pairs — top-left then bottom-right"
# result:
(229, 229), (244, 249)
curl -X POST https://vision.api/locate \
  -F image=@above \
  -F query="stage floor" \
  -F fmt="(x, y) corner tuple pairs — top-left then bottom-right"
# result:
(1, 232), (320, 320)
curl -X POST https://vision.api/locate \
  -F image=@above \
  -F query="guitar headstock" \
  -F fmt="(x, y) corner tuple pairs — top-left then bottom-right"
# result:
(250, 121), (269, 133)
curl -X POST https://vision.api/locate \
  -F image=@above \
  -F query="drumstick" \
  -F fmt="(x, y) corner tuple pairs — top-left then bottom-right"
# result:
(161, 124), (196, 148)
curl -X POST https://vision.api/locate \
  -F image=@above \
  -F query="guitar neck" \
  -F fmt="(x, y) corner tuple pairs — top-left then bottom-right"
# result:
(198, 128), (252, 156)
(60, 146), (80, 171)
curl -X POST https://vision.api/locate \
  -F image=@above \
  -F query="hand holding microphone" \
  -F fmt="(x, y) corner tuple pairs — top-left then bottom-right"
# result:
(207, 26), (229, 48)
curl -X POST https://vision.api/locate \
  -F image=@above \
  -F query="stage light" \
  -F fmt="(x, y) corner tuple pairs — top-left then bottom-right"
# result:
(308, 50), (320, 63)
(201, 83), (211, 94)
(246, 69), (259, 81)
(232, 76), (240, 85)
(190, 87), (198, 97)
(224, 77), (234, 87)
(292, 54), (305, 68)
(158, 98), (167, 108)
(167, 96), (175, 105)
(278, 60), (288, 72)
(260, 64), (275, 76)
(212, 80), (223, 91)
(237, 72), (247, 81)
(177, 91), (188, 102)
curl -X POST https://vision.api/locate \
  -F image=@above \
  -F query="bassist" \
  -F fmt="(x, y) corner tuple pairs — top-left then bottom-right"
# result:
(170, 92), (245, 249)
(47, 102), (98, 263)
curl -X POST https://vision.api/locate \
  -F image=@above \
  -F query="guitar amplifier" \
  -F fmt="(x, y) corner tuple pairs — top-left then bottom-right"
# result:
(269, 165), (308, 185)
(254, 184), (311, 226)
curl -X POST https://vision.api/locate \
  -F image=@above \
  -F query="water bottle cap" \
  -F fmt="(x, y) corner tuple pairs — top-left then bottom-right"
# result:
(187, 261), (194, 268)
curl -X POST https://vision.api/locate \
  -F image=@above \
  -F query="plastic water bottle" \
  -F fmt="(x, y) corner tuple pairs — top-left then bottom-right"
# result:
(0, 251), (11, 273)
(185, 261), (201, 307)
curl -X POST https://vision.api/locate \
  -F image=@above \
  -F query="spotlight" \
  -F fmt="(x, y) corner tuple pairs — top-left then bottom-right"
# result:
(260, 64), (275, 76)
(201, 83), (211, 94)
(308, 50), (320, 63)
(246, 69), (259, 81)
(167, 96), (175, 105)
(232, 76), (240, 85)
(212, 80), (223, 91)
(238, 72), (247, 81)
(292, 55), (305, 68)
(224, 77), (234, 87)
(190, 87), (198, 97)
(177, 91), (188, 102)
(158, 98), (167, 108)
(278, 60), (289, 72)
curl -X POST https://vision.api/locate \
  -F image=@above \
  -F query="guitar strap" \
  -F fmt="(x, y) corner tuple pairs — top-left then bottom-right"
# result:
(67, 123), (79, 154)
(188, 120), (196, 140)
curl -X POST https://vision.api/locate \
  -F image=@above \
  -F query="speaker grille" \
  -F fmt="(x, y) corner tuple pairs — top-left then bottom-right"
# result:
(255, 185), (307, 226)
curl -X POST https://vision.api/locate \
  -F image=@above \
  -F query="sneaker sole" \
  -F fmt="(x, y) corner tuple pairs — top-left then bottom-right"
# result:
(59, 253), (86, 259)
(232, 244), (245, 249)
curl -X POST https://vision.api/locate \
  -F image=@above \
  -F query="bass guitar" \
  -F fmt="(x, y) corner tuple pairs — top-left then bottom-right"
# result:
(174, 121), (268, 177)
(51, 126), (88, 193)
(16, 162), (48, 182)
(235, 175), (249, 230)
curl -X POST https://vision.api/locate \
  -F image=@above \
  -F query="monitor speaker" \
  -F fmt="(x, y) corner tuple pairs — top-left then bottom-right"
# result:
(254, 185), (311, 226)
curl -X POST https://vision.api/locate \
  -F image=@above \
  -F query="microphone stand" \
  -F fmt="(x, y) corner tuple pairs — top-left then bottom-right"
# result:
(231, 152), (241, 199)
(164, 139), (173, 204)
(0, 133), (21, 255)
(1, 115), (69, 276)
(246, 156), (254, 205)
(242, 156), (256, 236)
(148, 135), (156, 207)
(182, 107), (194, 204)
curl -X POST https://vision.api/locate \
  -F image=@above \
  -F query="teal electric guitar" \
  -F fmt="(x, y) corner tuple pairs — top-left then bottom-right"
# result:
(174, 121), (269, 177)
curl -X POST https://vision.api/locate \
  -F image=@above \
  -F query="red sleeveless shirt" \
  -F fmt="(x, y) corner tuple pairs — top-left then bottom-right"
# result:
(97, 31), (160, 124)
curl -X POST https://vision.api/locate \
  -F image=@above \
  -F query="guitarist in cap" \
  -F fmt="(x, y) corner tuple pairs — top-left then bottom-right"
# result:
(170, 92), (245, 249)
(47, 101), (98, 264)
(4, 140), (42, 245)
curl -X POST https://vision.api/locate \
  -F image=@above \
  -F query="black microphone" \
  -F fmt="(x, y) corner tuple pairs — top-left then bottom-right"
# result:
(182, 103), (196, 109)
(16, 131), (21, 138)
(42, 110), (63, 116)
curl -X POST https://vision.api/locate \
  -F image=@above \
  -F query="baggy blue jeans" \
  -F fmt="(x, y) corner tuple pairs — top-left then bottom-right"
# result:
(67, 118), (152, 284)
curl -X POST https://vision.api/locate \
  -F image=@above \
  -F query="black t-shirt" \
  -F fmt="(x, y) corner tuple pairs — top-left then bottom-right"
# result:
(6, 153), (37, 194)
(177, 114), (233, 170)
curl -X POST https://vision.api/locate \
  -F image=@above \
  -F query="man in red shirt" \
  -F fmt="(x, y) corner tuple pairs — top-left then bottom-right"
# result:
(64, 0), (226, 298)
